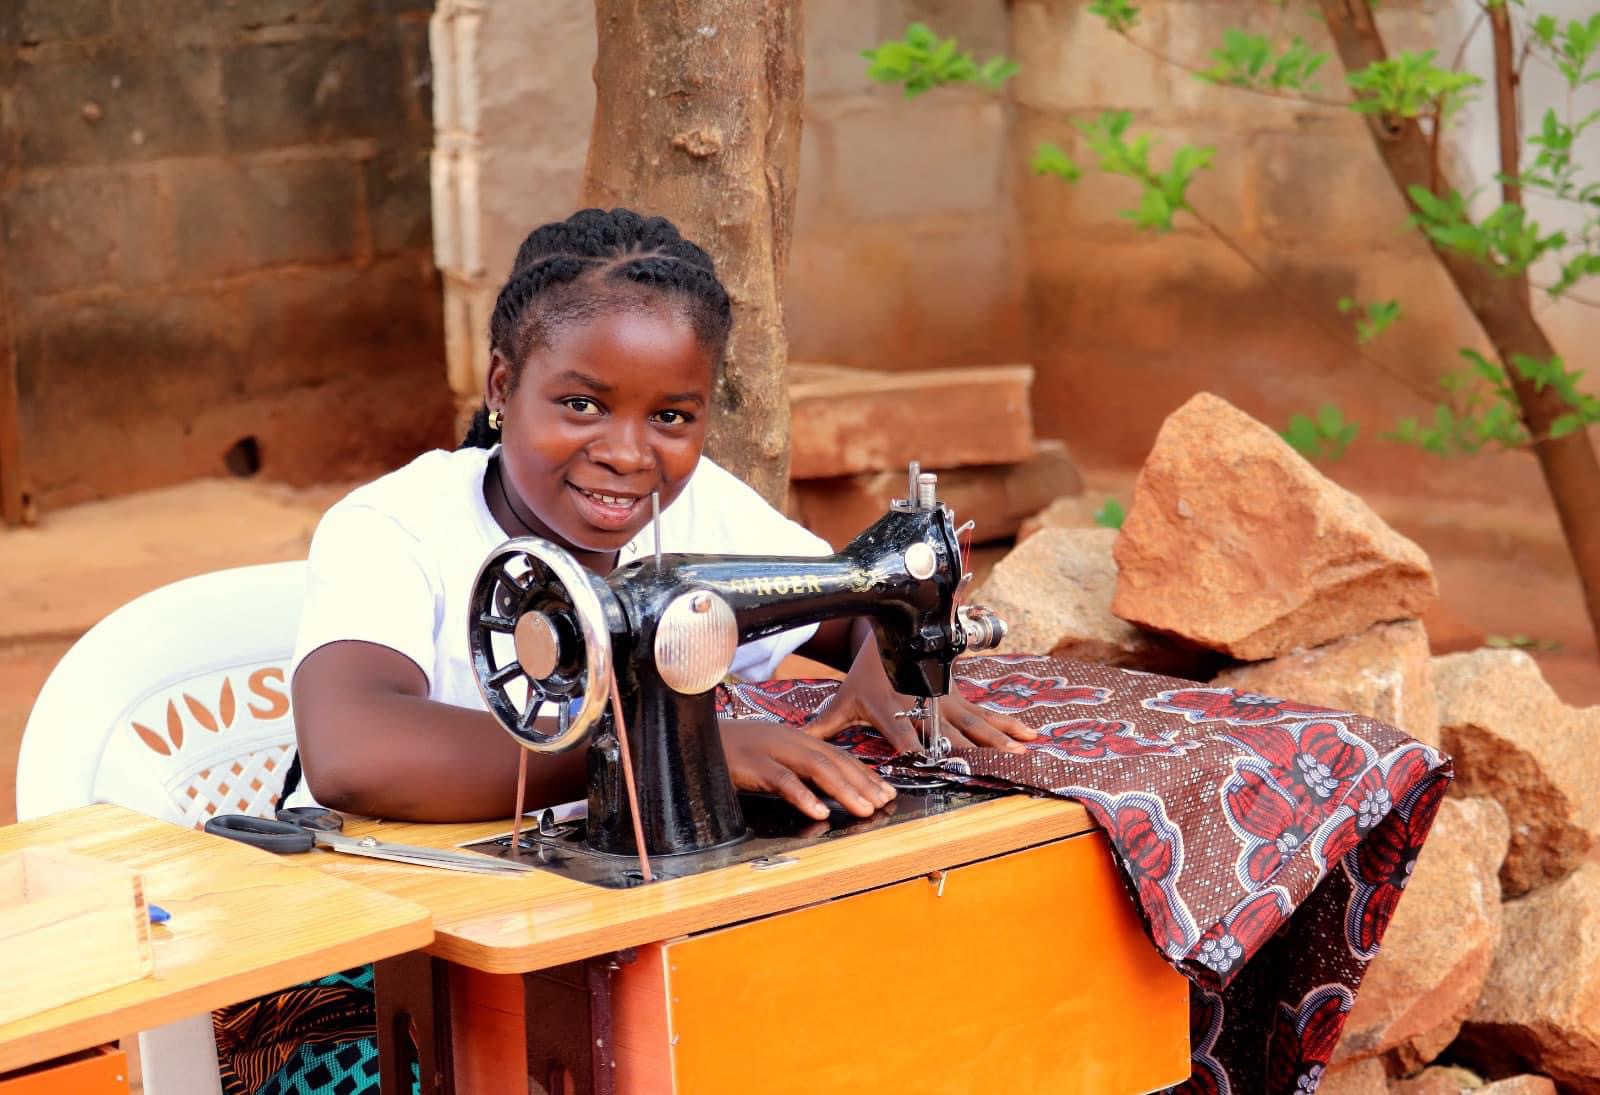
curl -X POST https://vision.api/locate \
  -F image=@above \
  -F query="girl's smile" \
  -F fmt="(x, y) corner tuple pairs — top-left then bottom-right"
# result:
(486, 302), (714, 568)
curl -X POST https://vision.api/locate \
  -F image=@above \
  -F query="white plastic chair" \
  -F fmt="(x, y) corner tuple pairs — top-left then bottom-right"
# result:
(17, 561), (308, 1095)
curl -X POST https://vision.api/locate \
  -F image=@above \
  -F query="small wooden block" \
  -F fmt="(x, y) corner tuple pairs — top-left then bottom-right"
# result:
(0, 849), (153, 1027)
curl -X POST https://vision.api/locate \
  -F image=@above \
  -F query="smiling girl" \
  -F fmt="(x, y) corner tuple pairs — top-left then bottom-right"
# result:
(285, 207), (1033, 827)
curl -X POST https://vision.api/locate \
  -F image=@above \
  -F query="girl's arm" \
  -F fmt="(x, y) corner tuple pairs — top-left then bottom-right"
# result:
(294, 639), (891, 823)
(293, 639), (586, 821)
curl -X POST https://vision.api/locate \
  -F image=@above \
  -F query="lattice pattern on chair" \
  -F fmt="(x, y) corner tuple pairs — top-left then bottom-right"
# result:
(174, 743), (295, 831)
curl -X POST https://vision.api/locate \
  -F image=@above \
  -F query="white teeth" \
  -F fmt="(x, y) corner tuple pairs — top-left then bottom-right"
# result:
(579, 488), (633, 506)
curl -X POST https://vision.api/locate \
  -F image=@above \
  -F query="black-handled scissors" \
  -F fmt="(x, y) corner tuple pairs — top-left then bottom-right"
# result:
(204, 806), (535, 875)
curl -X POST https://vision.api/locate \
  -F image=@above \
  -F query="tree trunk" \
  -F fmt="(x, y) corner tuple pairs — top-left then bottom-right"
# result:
(580, 0), (804, 507)
(1319, 0), (1600, 655)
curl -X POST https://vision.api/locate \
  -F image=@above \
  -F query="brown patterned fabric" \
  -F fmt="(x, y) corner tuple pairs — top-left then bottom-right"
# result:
(212, 967), (376, 1094)
(719, 655), (1452, 1095)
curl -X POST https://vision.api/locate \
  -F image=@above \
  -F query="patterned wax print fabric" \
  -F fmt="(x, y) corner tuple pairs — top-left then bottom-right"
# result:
(212, 965), (416, 1095)
(717, 654), (1453, 1095)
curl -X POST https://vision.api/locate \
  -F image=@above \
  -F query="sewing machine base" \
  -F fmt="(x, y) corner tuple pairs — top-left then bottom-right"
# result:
(460, 784), (1007, 889)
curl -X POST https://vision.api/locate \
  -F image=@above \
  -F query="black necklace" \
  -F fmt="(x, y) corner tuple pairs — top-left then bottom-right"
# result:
(493, 456), (542, 537)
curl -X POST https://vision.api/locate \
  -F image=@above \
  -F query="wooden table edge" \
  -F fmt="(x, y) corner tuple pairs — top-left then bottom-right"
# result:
(355, 795), (1098, 973)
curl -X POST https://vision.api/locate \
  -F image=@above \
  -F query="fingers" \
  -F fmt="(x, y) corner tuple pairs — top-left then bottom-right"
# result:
(784, 737), (895, 819)
(766, 767), (830, 821)
(942, 703), (1030, 754)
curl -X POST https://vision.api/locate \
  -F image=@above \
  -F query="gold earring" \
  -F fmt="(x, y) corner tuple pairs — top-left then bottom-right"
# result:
(488, 409), (504, 430)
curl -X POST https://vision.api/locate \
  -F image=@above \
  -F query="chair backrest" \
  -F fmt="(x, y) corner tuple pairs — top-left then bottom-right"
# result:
(16, 561), (307, 827)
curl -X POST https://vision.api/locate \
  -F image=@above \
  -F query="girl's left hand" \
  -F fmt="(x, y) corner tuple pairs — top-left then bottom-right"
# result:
(803, 642), (1038, 755)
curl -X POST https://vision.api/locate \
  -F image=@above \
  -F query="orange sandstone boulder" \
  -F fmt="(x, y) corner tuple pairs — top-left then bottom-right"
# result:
(1111, 393), (1436, 661)
(1388, 1066), (1484, 1094)
(1435, 649), (1600, 897)
(971, 527), (1214, 677)
(1334, 798), (1508, 1072)
(1214, 620), (1438, 747)
(1317, 1058), (1389, 1095)
(1459, 862), (1600, 1089)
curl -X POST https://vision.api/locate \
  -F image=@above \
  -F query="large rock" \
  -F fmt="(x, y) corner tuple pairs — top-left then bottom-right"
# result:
(1435, 649), (1600, 897)
(1460, 861), (1600, 1088)
(1214, 620), (1439, 746)
(1016, 493), (1103, 541)
(1335, 798), (1509, 1072)
(1318, 1057), (1389, 1095)
(1110, 393), (1437, 661)
(1389, 1066), (1484, 1094)
(971, 527), (1216, 677)
(792, 440), (1082, 548)
(788, 363), (1036, 479)
(1478, 1079), (1558, 1095)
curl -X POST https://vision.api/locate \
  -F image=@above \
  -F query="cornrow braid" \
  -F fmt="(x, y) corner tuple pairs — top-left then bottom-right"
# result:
(460, 208), (734, 450)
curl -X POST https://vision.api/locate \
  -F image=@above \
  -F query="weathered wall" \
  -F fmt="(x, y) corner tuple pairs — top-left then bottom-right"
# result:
(1013, 0), (1597, 506)
(429, 0), (1028, 415)
(0, 0), (454, 512)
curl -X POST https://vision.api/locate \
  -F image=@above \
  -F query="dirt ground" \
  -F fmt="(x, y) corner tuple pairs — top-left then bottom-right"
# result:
(1, 473), (1594, 826)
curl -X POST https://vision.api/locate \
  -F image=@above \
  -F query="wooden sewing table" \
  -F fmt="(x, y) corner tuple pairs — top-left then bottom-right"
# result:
(0, 804), (432, 1088)
(314, 795), (1192, 1095)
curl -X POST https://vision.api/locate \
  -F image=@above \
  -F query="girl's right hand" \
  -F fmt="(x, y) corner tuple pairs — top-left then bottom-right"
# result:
(719, 720), (896, 821)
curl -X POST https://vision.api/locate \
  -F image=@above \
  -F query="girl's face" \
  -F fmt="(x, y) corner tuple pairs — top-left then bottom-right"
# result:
(487, 305), (715, 563)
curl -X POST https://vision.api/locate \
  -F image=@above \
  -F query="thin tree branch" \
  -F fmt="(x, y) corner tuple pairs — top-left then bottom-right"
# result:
(1115, 30), (1353, 110)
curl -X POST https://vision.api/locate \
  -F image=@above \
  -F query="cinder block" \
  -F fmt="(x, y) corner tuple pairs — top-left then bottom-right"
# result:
(171, 157), (360, 278)
(365, 146), (431, 256)
(442, 277), (478, 397)
(428, 7), (457, 133)
(240, 258), (443, 390)
(785, 218), (1028, 370)
(1252, 130), (1413, 247)
(805, 0), (881, 98)
(1018, 111), (1255, 240)
(17, 0), (113, 42)
(15, 48), (221, 166)
(879, 0), (1011, 58)
(123, 0), (366, 37)
(474, 140), (590, 277)
(394, 16), (433, 134)
(1162, 0), (1345, 123)
(788, 362), (1035, 478)
(222, 34), (406, 151)
(1012, 0), (1172, 115)
(824, 94), (1008, 221)
(430, 144), (460, 272)
(793, 440), (1083, 548)
(0, 169), (167, 296)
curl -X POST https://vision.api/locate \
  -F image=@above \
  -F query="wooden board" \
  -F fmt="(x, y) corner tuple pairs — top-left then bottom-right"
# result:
(0, 805), (433, 1072)
(314, 795), (1097, 974)
(0, 849), (153, 1027)
(615, 831), (1190, 1095)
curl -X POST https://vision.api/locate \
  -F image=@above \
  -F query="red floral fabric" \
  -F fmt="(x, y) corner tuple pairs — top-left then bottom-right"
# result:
(717, 655), (1451, 1095)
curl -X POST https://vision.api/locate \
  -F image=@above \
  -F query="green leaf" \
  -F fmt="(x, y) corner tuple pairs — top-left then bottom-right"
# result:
(1087, 0), (1141, 33)
(1093, 498), (1127, 529)
(1030, 141), (1083, 183)
(863, 24), (1021, 97)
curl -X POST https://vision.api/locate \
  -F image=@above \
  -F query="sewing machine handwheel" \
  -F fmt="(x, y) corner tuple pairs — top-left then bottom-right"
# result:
(468, 537), (612, 753)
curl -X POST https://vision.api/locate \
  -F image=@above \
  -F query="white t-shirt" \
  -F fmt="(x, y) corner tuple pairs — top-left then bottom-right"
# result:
(292, 445), (831, 711)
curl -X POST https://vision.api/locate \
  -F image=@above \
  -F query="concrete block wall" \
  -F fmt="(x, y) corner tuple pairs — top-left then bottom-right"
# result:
(0, 0), (453, 511)
(428, 0), (596, 423)
(428, 0), (1028, 417)
(1012, 0), (1592, 505)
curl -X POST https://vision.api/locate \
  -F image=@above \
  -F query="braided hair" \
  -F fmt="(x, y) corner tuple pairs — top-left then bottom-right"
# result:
(460, 208), (733, 448)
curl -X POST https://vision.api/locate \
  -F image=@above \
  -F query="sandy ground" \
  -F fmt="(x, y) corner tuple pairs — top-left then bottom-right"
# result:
(1, 474), (1594, 826)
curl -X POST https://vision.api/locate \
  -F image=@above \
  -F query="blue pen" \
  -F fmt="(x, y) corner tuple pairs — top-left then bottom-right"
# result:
(149, 903), (171, 925)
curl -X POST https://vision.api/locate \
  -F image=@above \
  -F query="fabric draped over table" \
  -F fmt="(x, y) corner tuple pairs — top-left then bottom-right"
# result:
(215, 654), (1449, 1095)
(718, 655), (1452, 1095)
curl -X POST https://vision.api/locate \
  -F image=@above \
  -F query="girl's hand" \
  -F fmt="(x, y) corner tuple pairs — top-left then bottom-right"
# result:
(804, 640), (1039, 755)
(720, 719), (895, 821)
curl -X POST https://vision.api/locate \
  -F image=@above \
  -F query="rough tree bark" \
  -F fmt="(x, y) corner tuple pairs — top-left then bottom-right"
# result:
(580, 0), (804, 507)
(1319, 0), (1600, 654)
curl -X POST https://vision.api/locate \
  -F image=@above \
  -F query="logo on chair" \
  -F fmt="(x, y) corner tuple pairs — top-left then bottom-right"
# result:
(130, 668), (289, 755)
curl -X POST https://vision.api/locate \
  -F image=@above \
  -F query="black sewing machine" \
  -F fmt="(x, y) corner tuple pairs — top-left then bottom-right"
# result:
(462, 465), (1009, 887)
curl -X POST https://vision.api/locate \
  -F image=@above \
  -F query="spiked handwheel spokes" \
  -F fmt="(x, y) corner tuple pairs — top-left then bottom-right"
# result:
(468, 537), (611, 753)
